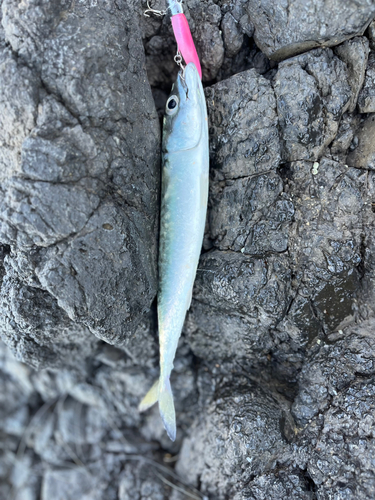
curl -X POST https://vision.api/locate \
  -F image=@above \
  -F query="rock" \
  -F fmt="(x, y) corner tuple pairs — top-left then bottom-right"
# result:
(0, 269), (98, 369)
(118, 462), (171, 500)
(41, 468), (104, 500)
(292, 319), (375, 426)
(334, 37), (370, 113)
(330, 113), (361, 158)
(293, 319), (375, 499)
(233, 473), (316, 500)
(184, 0), (225, 82)
(347, 115), (375, 169)
(185, 251), (292, 367)
(205, 69), (280, 181)
(7, 451), (40, 500)
(306, 379), (375, 499)
(221, 12), (243, 59)
(274, 48), (351, 162)
(205, 69), (291, 255)
(176, 380), (290, 499)
(285, 158), (364, 332)
(246, 0), (375, 61)
(0, 0), (160, 364)
(358, 195), (375, 320)
(368, 20), (375, 50)
(0, 43), (39, 181)
(358, 52), (375, 113)
(209, 172), (293, 254)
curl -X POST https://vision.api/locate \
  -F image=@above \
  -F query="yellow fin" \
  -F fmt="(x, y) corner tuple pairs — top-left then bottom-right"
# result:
(138, 379), (159, 412)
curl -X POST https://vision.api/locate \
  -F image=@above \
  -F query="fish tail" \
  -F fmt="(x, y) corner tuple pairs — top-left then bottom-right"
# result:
(159, 377), (176, 441)
(138, 376), (176, 442)
(138, 379), (159, 411)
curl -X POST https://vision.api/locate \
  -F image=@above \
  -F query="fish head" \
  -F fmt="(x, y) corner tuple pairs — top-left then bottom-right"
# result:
(162, 63), (204, 154)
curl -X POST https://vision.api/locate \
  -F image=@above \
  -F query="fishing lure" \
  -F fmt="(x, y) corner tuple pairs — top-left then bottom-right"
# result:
(139, 2), (209, 441)
(145, 0), (202, 78)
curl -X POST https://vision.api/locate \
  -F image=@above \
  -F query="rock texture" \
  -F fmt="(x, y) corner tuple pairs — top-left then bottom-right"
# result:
(1, 0), (375, 499)
(246, 0), (375, 61)
(358, 52), (375, 113)
(0, 0), (160, 368)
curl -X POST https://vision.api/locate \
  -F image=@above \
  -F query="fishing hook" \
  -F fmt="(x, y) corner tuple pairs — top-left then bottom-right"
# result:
(144, 0), (167, 17)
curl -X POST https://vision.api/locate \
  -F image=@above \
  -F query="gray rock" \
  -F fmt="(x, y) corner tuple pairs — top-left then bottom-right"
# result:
(358, 51), (375, 113)
(358, 196), (375, 320)
(246, 0), (375, 61)
(118, 462), (171, 500)
(209, 172), (293, 254)
(185, 251), (292, 366)
(205, 69), (291, 255)
(0, 268), (97, 369)
(205, 69), (280, 181)
(334, 37), (370, 113)
(5, 451), (40, 500)
(233, 473), (316, 500)
(368, 20), (375, 50)
(285, 158), (364, 332)
(274, 48), (351, 162)
(0, 44), (39, 182)
(41, 468), (104, 500)
(0, 0), (160, 360)
(221, 12), (243, 59)
(184, 0), (225, 82)
(347, 115), (375, 169)
(293, 320), (375, 499)
(330, 113), (361, 158)
(307, 379), (375, 499)
(292, 319), (375, 426)
(176, 381), (290, 499)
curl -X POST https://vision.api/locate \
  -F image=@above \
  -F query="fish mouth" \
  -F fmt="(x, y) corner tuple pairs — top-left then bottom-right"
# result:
(177, 63), (200, 100)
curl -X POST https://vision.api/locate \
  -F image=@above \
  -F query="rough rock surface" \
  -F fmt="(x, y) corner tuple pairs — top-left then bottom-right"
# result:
(1, 0), (375, 499)
(346, 114), (375, 170)
(246, 0), (375, 61)
(358, 51), (375, 113)
(274, 48), (352, 162)
(0, 0), (160, 367)
(293, 320), (375, 499)
(176, 380), (291, 499)
(334, 37), (369, 113)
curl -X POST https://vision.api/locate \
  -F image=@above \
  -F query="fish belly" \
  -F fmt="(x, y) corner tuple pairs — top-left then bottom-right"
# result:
(158, 146), (208, 377)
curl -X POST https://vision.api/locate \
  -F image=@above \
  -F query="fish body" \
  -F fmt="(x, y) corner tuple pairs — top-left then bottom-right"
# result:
(139, 63), (209, 441)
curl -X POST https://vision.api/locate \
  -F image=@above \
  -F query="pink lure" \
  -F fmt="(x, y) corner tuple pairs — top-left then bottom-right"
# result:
(171, 13), (202, 79)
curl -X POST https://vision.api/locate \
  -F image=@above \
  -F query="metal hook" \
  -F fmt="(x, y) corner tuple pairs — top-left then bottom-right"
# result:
(144, 0), (167, 17)
(174, 49), (185, 78)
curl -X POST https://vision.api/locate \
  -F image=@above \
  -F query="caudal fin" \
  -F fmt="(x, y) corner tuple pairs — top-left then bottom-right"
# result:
(138, 379), (159, 412)
(138, 377), (176, 442)
(159, 378), (176, 441)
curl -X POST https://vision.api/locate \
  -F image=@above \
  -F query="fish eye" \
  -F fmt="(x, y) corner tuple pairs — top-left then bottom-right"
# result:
(166, 95), (179, 115)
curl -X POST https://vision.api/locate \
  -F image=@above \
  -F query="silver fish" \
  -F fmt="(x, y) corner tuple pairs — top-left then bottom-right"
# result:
(139, 63), (209, 441)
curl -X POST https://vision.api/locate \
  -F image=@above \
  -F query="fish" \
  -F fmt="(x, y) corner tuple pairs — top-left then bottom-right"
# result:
(138, 62), (209, 441)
